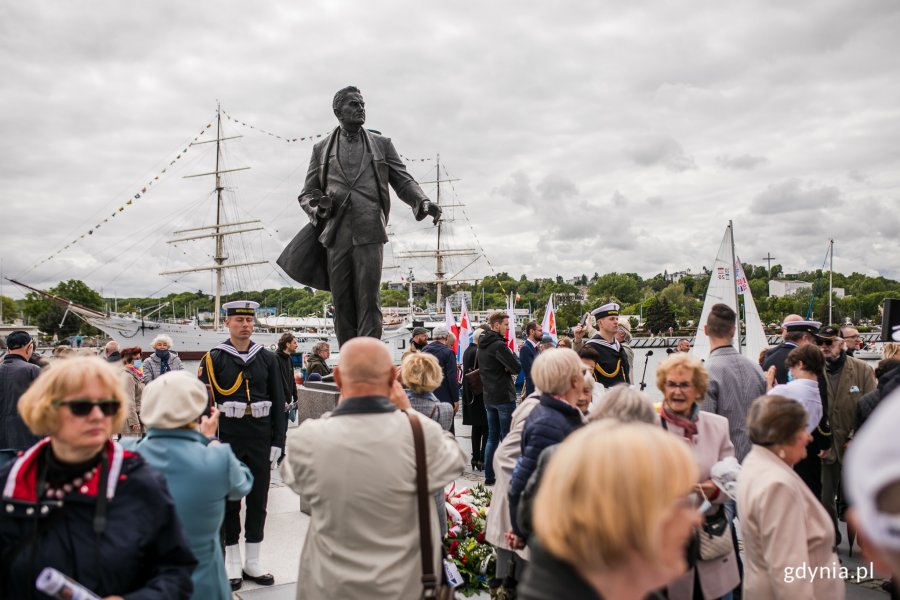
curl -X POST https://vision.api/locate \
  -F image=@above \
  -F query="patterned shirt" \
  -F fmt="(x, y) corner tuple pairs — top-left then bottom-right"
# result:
(406, 390), (454, 431)
(702, 345), (766, 462)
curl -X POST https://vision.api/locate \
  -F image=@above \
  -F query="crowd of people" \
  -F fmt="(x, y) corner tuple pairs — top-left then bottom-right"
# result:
(1, 297), (900, 600)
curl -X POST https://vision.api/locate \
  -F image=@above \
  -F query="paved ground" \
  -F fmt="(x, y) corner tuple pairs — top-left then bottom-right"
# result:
(234, 417), (890, 599)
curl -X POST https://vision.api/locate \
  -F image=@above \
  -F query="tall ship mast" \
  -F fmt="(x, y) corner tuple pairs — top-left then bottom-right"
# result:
(159, 102), (266, 331)
(392, 155), (481, 309)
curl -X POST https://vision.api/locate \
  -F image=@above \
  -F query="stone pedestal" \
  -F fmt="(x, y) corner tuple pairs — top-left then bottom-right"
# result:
(296, 382), (339, 424)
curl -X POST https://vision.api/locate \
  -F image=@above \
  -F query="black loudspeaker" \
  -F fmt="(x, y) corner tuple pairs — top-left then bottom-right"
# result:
(883, 298), (900, 342)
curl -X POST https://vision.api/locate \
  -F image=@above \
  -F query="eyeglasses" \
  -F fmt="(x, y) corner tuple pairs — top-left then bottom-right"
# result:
(665, 381), (694, 390)
(52, 399), (121, 417)
(816, 339), (834, 346)
(842, 335), (860, 340)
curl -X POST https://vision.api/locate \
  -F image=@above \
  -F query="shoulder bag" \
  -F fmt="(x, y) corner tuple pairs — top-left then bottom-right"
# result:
(464, 348), (483, 396)
(406, 411), (458, 600)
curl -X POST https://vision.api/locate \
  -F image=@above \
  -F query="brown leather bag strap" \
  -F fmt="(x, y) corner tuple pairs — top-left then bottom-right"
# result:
(406, 410), (439, 591)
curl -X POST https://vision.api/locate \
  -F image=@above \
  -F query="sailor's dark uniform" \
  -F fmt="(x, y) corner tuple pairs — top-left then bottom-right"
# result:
(585, 336), (630, 388)
(198, 340), (285, 545)
(762, 341), (798, 385)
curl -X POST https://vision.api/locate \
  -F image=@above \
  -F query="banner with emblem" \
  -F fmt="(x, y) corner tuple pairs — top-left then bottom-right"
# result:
(734, 257), (750, 295)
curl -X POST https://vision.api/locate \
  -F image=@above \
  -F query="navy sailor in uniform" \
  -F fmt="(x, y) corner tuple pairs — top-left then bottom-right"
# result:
(584, 302), (631, 388)
(762, 317), (821, 385)
(197, 300), (286, 591)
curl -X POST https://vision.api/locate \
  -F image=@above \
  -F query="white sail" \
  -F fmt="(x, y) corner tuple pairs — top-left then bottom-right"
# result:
(735, 257), (769, 361)
(692, 226), (738, 361)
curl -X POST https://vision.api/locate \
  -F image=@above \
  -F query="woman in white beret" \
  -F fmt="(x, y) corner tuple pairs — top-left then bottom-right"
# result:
(124, 371), (254, 600)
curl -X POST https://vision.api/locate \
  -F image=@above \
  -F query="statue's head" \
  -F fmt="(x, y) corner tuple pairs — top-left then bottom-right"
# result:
(333, 86), (365, 128)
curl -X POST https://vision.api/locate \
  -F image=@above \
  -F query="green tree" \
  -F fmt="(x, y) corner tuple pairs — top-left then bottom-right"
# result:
(1, 295), (18, 322)
(22, 280), (104, 338)
(645, 297), (677, 334)
(588, 273), (641, 305)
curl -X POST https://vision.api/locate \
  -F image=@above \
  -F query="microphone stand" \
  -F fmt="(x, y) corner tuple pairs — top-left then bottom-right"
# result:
(639, 350), (653, 391)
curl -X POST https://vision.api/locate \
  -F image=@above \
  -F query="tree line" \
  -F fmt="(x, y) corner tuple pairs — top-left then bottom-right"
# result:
(3, 263), (898, 338)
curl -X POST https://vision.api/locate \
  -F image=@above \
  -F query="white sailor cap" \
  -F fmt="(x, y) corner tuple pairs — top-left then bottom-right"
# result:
(782, 319), (821, 334)
(222, 300), (259, 316)
(591, 303), (620, 319)
(845, 389), (900, 551)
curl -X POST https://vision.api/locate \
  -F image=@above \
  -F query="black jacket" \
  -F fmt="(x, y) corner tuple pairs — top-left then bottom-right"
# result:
(0, 440), (196, 599)
(855, 365), (900, 431)
(422, 341), (459, 405)
(461, 344), (487, 427)
(0, 354), (42, 450)
(476, 330), (521, 405)
(276, 351), (298, 405)
(508, 394), (583, 537)
(520, 540), (665, 600)
(198, 342), (287, 449)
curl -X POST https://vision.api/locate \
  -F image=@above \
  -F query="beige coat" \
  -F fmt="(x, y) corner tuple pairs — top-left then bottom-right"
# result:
(119, 367), (143, 436)
(484, 396), (540, 558)
(283, 398), (466, 600)
(737, 445), (844, 600)
(825, 355), (876, 461)
(664, 410), (741, 600)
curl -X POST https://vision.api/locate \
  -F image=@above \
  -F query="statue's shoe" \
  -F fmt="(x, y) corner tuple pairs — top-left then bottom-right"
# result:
(242, 571), (275, 586)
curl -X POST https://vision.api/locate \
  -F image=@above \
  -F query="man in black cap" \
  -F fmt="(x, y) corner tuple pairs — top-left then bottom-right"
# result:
(0, 331), (42, 450)
(817, 323), (876, 543)
(198, 300), (285, 591)
(762, 315), (820, 385)
(410, 326), (429, 351)
(584, 303), (630, 388)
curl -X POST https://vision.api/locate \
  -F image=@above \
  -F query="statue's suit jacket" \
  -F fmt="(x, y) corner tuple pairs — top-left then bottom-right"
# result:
(277, 127), (429, 291)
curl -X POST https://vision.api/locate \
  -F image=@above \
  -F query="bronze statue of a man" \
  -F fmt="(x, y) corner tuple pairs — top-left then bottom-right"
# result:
(277, 86), (441, 346)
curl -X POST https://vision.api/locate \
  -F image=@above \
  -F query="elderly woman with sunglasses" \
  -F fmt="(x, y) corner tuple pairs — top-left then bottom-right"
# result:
(656, 353), (740, 600)
(0, 357), (196, 600)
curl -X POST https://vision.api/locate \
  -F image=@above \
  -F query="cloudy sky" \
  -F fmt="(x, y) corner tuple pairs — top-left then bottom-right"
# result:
(2, 0), (899, 301)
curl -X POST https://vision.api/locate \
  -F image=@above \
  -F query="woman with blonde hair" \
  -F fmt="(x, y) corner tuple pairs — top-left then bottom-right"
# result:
(737, 395), (843, 599)
(520, 422), (703, 599)
(655, 353), (740, 599)
(507, 349), (586, 547)
(0, 357), (196, 598)
(400, 351), (454, 431)
(142, 334), (184, 383)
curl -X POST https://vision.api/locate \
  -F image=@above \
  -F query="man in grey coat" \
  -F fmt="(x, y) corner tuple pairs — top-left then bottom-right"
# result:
(701, 303), (766, 463)
(280, 86), (442, 346)
(0, 331), (42, 451)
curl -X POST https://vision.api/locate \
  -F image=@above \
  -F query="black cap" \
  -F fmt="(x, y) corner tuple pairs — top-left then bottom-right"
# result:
(815, 325), (840, 340)
(411, 327), (428, 337)
(6, 331), (33, 350)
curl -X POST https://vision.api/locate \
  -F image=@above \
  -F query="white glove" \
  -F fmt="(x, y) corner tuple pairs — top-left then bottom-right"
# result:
(250, 401), (272, 418)
(221, 401), (245, 419)
(270, 446), (282, 469)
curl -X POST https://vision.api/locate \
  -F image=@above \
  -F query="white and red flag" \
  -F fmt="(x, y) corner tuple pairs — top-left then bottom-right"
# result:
(541, 294), (557, 343)
(444, 298), (459, 355)
(457, 296), (473, 363)
(506, 292), (517, 353)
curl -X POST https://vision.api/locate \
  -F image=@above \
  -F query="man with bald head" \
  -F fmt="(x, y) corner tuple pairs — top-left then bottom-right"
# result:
(283, 338), (466, 599)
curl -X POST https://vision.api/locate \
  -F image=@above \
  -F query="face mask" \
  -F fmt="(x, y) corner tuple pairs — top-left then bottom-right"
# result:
(787, 371), (794, 382)
(134, 359), (143, 369)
